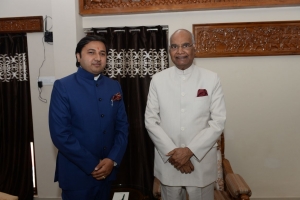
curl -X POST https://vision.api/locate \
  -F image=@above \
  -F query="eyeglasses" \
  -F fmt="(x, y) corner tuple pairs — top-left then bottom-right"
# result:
(169, 43), (194, 51)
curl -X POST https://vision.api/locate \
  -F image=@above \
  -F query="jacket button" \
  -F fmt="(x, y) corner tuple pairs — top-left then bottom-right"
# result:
(103, 147), (106, 150)
(99, 98), (102, 101)
(103, 131), (106, 134)
(96, 84), (99, 87)
(101, 114), (104, 117)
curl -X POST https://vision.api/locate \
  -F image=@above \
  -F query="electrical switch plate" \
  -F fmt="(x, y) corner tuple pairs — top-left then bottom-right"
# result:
(38, 76), (56, 86)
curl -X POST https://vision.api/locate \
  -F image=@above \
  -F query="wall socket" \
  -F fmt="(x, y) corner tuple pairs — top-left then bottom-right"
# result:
(44, 31), (53, 42)
(38, 76), (56, 86)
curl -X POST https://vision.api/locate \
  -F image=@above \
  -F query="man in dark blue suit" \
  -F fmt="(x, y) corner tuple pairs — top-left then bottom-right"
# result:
(49, 35), (129, 200)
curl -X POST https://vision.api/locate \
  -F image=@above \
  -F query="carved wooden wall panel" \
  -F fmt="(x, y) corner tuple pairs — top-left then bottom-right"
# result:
(0, 16), (43, 33)
(193, 21), (300, 57)
(79, 0), (300, 15)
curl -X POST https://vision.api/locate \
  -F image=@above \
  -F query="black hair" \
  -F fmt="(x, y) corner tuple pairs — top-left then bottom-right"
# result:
(75, 35), (107, 67)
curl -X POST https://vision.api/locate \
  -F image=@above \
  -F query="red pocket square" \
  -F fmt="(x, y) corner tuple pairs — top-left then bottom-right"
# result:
(197, 89), (208, 97)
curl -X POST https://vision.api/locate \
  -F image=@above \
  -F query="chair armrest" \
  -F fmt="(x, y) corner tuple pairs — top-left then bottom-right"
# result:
(225, 174), (252, 199)
(222, 158), (234, 176)
(0, 192), (18, 200)
(153, 177), (161, 199)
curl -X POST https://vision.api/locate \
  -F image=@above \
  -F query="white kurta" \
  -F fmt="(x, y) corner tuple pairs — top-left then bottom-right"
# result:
(145, 65), (226, 187)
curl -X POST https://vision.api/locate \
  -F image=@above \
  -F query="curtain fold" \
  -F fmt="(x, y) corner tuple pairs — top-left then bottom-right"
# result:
(0, 33), (34, 200)
(92, 26), (169, 194)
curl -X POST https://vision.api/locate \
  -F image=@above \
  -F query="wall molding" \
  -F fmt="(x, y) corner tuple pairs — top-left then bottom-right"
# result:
(193, 21), (300, 57)
(251, 198), (300, 200)
(33, 197), (300, 200)
(0, 16), (43, 33)
(79, 0), (300, 16)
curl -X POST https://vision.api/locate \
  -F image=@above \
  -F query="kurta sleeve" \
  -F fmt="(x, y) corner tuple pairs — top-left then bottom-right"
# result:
(187, 75), (226, 162)
(145, 78), (177, 163)
(49, 80), (99, 175)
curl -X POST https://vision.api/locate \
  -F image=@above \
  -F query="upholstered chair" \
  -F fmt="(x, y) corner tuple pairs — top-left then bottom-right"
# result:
(0, 192), (18, 200)
(152, 133), (252, 200)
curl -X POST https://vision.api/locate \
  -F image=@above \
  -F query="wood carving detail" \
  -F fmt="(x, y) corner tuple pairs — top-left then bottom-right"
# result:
(193, 21), (300, 57)
(85, 0), (243, 9)
(0, 16), (43, 33)
(80, 0), (300, 15)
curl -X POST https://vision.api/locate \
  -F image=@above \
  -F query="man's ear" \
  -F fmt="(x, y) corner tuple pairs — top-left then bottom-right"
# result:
(193, 44), (196, 55)
(76, 53), (81, 62)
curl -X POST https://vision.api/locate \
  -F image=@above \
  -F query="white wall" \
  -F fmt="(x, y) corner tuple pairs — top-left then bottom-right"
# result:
(1, 0), (300, 199)
(0, 0), (59, 199)
(83, 7), (300, 198)
(51, 0), (84, 79)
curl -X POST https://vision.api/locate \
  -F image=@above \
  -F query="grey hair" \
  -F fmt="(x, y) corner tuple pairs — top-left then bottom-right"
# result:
(170, 29), (195, 44)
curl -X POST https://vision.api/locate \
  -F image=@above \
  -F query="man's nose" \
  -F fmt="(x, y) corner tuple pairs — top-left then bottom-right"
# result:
(94, 53), (101, 61)
(176, 46), (184, 53)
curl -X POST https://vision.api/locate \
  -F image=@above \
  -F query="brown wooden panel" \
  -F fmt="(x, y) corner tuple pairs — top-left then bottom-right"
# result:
(193, 21), (300, 57)
(0, 16), (43, 33)
(79, 0), (300, 16)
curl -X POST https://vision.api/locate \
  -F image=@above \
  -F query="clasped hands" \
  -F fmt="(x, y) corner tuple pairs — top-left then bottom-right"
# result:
(167, 147), (194, 174)
(91, 158), (114, 180)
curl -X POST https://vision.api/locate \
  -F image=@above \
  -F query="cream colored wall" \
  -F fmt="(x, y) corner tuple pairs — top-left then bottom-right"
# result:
(0, 0), (59, 198)
(2, 1), (83, 198)
(51, 0), (84, 79)
(1, 0), (300, 199)
(83, 8), (300, 198)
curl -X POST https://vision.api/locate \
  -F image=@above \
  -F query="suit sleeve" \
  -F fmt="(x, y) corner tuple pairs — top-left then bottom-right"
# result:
(187, 75), (226, 162)
(49, 80), (99, 175)
(145, 78), (177, 163)
(106, 83), (129, 165)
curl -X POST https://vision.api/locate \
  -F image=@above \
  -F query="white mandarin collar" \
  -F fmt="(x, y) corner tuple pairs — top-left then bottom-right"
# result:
(94, 74), (101, 81)
(175, 64), (195, 75)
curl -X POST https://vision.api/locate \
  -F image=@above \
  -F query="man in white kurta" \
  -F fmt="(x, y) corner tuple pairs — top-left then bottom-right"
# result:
(145, 29), (226, 200)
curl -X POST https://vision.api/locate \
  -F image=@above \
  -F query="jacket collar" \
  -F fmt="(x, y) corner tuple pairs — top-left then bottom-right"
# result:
(77, 67), (102, 81)
(175, 64), (195, 75)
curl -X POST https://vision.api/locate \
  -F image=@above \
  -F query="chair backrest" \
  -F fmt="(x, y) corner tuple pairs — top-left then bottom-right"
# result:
(220, 132), (225, 160)
(215, 133), (225, 191)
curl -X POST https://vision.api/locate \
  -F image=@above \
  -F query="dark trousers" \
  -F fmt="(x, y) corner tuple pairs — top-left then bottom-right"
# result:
(62, 181), (112, 200)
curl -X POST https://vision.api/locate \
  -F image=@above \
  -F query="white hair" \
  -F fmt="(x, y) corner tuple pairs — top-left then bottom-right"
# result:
(170, 29), (195, 44)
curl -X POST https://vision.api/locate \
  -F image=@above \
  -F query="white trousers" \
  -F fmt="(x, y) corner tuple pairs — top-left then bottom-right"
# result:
(161, 183), (214, 200)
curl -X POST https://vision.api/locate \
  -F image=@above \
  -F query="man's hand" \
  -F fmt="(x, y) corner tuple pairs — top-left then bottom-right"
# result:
(179, 160), (194, 174)
(167, 147), (194, 169)
(91, 158), (114, 180)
